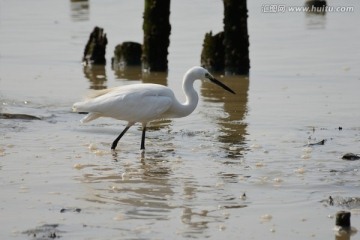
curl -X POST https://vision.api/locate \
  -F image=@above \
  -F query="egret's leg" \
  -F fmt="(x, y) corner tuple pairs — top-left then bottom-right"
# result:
(140, 124), (147, 150)
(111, 125), (131, 150)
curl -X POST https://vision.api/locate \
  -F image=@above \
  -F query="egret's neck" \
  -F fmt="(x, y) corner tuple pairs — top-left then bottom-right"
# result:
(179, 74), (199, 117)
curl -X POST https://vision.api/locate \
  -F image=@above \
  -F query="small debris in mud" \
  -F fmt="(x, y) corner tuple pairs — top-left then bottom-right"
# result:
(322, 196), (360, 209)
(342, 153), (360, 161)
(240, 192), (247, 200)
(23, 224), (62, 239)
(307, 139), (326, 146)
(260, 214), (273, 223)
(222, 204), (247, 209)
(0, 113), (41, 120)
(60, 208), (81, 213)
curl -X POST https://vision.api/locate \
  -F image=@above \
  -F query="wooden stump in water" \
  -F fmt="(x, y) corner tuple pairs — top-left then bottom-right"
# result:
(336, 211), (351, 228)
(200, 0), (250, 75)
(201, 31), (225, 72)
(82, 26), (108, 65)
(142, 0), (171, 72)
(112, 42), (142, 68)
(223, 0), (250, 75)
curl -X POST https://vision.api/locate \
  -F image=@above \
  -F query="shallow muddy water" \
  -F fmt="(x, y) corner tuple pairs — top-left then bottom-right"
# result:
(1, 0), (360, 239)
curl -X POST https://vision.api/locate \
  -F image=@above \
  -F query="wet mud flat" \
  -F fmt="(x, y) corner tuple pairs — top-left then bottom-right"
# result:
(1, 103), (360, 239)
(23, 224), (61, 240)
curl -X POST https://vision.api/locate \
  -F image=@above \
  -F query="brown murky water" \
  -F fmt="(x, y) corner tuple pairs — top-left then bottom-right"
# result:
(1, 0), (360, 239)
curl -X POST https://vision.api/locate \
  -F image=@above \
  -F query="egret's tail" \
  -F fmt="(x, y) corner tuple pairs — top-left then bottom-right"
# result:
(72, 102), (101, 123)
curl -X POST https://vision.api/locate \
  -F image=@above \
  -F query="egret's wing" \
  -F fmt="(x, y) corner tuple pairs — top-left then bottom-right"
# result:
(111, 89), (173, 122)
(73, 85), (173, 123)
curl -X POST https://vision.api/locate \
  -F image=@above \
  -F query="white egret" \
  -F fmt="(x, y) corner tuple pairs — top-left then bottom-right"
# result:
(72, 66), (235, 150)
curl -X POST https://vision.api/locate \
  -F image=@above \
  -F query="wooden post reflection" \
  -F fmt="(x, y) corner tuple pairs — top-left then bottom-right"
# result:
(201, 75), (249, 157)
(70, 0), (89, 22)
(83, 65), (107, 90)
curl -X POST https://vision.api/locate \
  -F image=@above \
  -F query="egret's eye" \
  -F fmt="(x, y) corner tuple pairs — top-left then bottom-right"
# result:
(205, 73), (211, 79)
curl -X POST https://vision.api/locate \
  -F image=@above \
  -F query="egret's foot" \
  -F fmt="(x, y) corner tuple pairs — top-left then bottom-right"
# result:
(111, 150), (118, 161)
(111, 143), (118, 150)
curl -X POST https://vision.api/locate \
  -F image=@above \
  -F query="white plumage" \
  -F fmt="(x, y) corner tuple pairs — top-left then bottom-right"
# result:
(73, 66), (235, 150)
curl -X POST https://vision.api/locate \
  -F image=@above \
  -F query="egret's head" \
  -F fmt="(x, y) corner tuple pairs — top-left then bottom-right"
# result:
(191, 67), (236, 94)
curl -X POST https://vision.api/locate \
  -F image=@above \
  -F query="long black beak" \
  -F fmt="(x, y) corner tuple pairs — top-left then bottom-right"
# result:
(206, 74), (236, 94)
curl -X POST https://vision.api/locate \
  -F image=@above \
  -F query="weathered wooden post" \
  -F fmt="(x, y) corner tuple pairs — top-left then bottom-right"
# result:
(201, 0), (250, 75)
(142, 0), (171, 72)
(223, 0), (250, 75)
(200, 31), (225, 72)
(82, 26), (108, 65)
(112, 42), (142, 81)
(112, 42), (142, 68)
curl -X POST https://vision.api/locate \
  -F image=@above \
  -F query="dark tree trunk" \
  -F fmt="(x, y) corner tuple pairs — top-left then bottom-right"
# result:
(142, 0), (171, 72)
